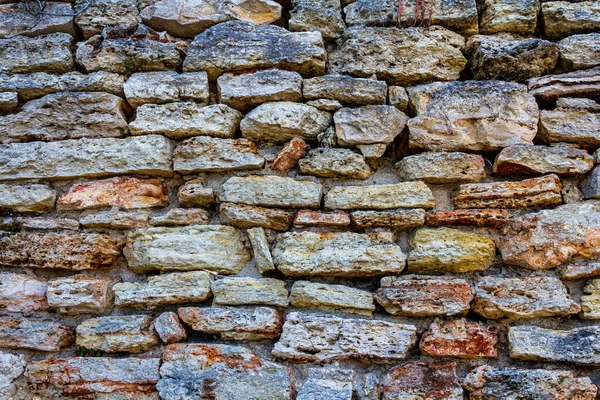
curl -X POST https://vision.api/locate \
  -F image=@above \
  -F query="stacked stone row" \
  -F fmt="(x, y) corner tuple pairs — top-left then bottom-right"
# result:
(1, 0), (600, 399)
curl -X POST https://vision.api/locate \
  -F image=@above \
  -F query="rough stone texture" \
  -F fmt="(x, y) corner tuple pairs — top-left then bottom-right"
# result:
(177, 180), (215, 208)
(294, 210), (351, 229)
(124, 71), (209, 108)
(509, 325), (600, 365)
(220, 176), (322, 208)
(0, 134), (174, 180)
(289, 0), (345, 40)
(0, 273), (48, 313)
(334, 105), (408, 148)
(184, 20), (326, 80)
(75, 0), (140, 39)
(0, 33), (74, 74)
(25, 357), (161, 398)
(241, 101), (331, 144)
(351, 209), (426, 230)
(420, 319), (498, 359)
(299, 148), (372, 179)
(328, 26), (466, 86)
(130, 103), (242, 139)
(559, 260), (600, 280)
(472, 276), (580, 319)
(220, 202), (293, 231)
(218, 69), (303, 112)
(247, 227), (275, 273)
(273, 231), (406, 277)
(409, 80), (539, 151)
(124, 225), (251, 273)
(0, 91), (17, 112)
(375, 276), (473, 317)
(542, 1), (600, 40)
(297, 367), (354, 400)
(493, 145), (594, 176)
(290, 280), (375, 316)
(0, 351), (25, 397)
(303, 75), (387, 106)
(113, 271), (212, 309)
(178, 306), (283, 340)
(426, 209), (508, 228)
(174, 136), (264, 173)
(273, 312), (417, 362)
(539, 108), (600, 147)
(388, 86), (408, 112)
(0, 232), (120, 270)
(407, 228), (496, 273)
(499, 201), (600, 270)
(271, 137), (308, 174)
(0, 2), (76, 39)
(76, 315), (159, 353)
(158, 343), (293, 400)
(154, 312), (187, 344)
(211, 277), (288, 307)
(0, 317), (74, 351)
(79, 208), (151, 229)
(463, 365), (598, 400)
(383, 361), (462, 399)
(528, 66), (600, 101)
(46, 275), (112, 314)
(558, 97), (600, 112)
(479, 0), (539, 36)
(324, 182), (435, 210)
(558, 33), (600, 72)
(454, 174), (563, 209)
(581, 279), (600, 319)
(0, 183), (56, 213)
(5, 216), (80, 231)
(149, 208), (210, 226)
(395, 152), (485, 183)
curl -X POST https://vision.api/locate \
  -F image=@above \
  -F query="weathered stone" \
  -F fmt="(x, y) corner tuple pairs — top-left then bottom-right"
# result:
(297, 367), (355, 400)
(328, 26), (466, 86)
(409, 81), (539, 151)
(149, 208), (209, 227)
(375, 275), (473, 317)
(75, 0), (139, 39)
(0, 183), (56, 213)
(273, 312), (416, 362)
(76, 25), (180, 74)
(473, 276), (580, 319)
(241, 101), (331, 144)
(76, 315), (159, 353)
(178, 306), (283, 340)
(289, 0), (345, 39)
(6, 216), (80, 231)
(528, 66), (600, 101)
(542, 1), (600, 40)
(0, 135), (174, 180)
(124, 225), (251, 273)
(290, 280), (375, 316)
(271, 137), (308, 174)
(467, 35), (558, 82)
(154, 312), (186, 344)
(334, 105), (407, 148)
(0, 351), (24, 397)
(247, 227), (275, 273)
(124, 71), (209, 108)
(324, 182), (435, 210)
(294, 210), (351, 228)
(158, 343), (293, 400)
(557, 97), (600, 112)
(183, 20), (326, 79)
(273, 231), (406, 277)
(224, 0), (282, 26)
(0, 92), (17, 112)
(218, 69), (303, 112)
(479, 0), (540, 36)
(0, 2), (76, 38)
(0, 273), (48, 313)
(509, 325), (600, 365)
(212, 277), (288, 307)
(221, 176), (322, 208)
(407, 227), (496, 273)
(131, 103), (242, 139)
(303, 75), (386, 106)
(464, 365), (598, 400)
(539, 108), (600, 147)
(114, 271), (212, 310)
(0, 33), (74, 74)
(494, 145), (594, 176)
(0, 317), (73, 351)
(395, 152), (485, 183)
(426, 209), (509, 228)
(581, 279), (600, 319)
(25, 357), (160, 398)
(177, 180), (215, 208)
(388, 86), (408, 112)
(47, 275), (112, 314)
(308, 98), (343, 112)
(0, 232), (120, 270)
(219, 203), (293, 231)
(420, 319), (498, 359)
(80, 208), (151, 229)
(362, 373), (380, 400)
(559, 260), (600, 280)
(299, 148), (372, 179)
(382, 361), (463, 400)
(58, 177), (168, 211)
(351, 209), (426, 230)
(174, 136), (264, 173)
(499, 201), (600, 270)
(453, 174), (563, 209)
(558, 33), (600, 72)
(406, 81), (449, 114)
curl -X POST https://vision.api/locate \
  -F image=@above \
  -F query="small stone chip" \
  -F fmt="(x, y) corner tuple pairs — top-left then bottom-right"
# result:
(247, 227), (276, 274)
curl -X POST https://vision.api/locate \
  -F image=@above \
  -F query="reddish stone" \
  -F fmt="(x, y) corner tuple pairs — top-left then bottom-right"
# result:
(293, 209), (351, 228)
(271, 137), (308, 174)
(426, 209), (508, 228)
(383, 362), (463, 400)
(420, 319), (498, 359)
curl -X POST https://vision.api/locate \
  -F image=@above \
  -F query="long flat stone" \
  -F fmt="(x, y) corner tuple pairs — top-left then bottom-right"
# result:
(303, 74), (387, 106)
(0, 33), (74, 74)
(124, 71), (209, 108)
(76, 315), (159, 353)
(527, 66), (600, 101)
(290, 280), (375, 316)
(220, 176), (322, 208)
(212, 277), (288, 307)
(0, 183), (56, 213)
(0, 135), (174, 180)
(298, 148), (372, 179)
(219, 203), (294, 231)
(324, 182), (435, 210)
(47, 275), (112, 314)
(395, 152), (486, 183)
(0, 317), (74, 352)
(539, 108), (600, 147)
(493, 145), (594, 176)
(351, 209), (426, 230)
(426, 209), (508, 229)
(0, 2), (76, 38)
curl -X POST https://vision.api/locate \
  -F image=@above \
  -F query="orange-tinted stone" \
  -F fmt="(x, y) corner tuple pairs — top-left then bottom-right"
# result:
(271, 137), (308, 174)
(426, 209), (508, 228)
(420, 319), (498, 359)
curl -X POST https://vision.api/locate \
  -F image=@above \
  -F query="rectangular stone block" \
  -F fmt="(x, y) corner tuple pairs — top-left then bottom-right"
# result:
(419, 319), (498, 359)
(0, 317), (74, 351)
(290, 280), (375, 316)
(297, 367), (355, 400)
(293, 210), (351, 228)
(394, 152), (486, 184)
(80, 208), (151, 229)
(124, 71), (209, 108)
(383, 361), (463, 400)
(149, 208), (210, 227)
(76, 315), (159, 353)
(0, 183), (56, 213)
(303, 74), (387, 106)
(426, 209), (508, 229)
(219, 202), (293, 231)
(351, 209), (425, 230)
(324, 182), (435, 210)
(0, 33), (74, 74)
(211, 277), (288, 307)
(0, 273), (48, 313)
(0, 135), (174, 180)
(539, 109), (600, 147)
(47, 275), (112, 314)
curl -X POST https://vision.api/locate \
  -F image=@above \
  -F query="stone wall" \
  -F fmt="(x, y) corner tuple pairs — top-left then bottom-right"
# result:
(0, 0), (600, 398)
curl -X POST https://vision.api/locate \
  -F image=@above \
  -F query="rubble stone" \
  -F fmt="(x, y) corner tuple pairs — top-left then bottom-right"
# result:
(177, 180), (215, 208)
(219, 202), (293, 231)
(395, 152), (485, 183)
(479, 0), (539, 36)
(76, 315), (159, 353)
(0, 351), (24, 397)
(334, 105), (407, 148)
(420, 319), (498, 359)
(558, 33), (600, 72)
(220, 176), (322, 208)
(154, 312), (186, 344)
(324, 182), (435, 210)
(0, 273), (48, 313)
(382, 361), (463, 400)
(539, 108), (600, 147)
(247, 227), (275, 273)
(581, 279), (600, 319)
(0, 2), (76, 39)
(271, 137), (308, 174)
(149, 208), (210, 226)
(289, 0), (345, 40)
(528, 66), (600, 101)
(297, 367), (355, 400)
(0, 33), (74, 74)
(79, 208), (151, 229)
(124, 71), (209, 108)
(75, 0), (140, 39)
(351, 209), (426, 230)
(211, 277), (288, 307)
(46, 275), (112, 314)
(542, 1), (600, 40)
(289, 280), (375, 316)
(0, 317), (74, 351)
(0, 183), (56, 213)
(493, 145), (594, 176)
(303, 75), (387, 106)
(299, 148), (372, 179)
(293, 210), (351, 229)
